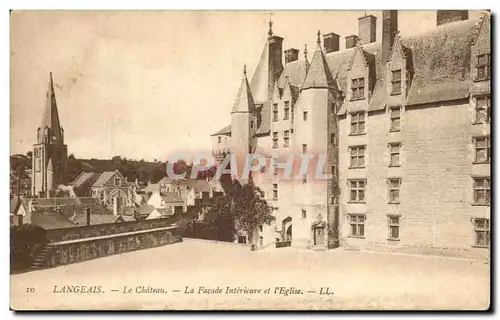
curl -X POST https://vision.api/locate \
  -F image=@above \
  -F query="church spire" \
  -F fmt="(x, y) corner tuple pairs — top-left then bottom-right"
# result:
(39, 72), (63, 144)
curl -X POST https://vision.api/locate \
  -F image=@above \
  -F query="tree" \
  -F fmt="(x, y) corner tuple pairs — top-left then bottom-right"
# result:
(149, 167), (165, 183)
(68, 153), (76, 160)
(195, 178), (274, 245)
(26, 151), (33, 158)
(200, 195), (235, 241)
(229, 179), (274, 246)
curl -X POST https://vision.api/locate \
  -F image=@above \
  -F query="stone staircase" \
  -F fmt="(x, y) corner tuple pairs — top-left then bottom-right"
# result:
(30, 245), (51, 270)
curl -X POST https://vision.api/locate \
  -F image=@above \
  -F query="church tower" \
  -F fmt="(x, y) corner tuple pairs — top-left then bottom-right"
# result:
(32, 72), (68, 198)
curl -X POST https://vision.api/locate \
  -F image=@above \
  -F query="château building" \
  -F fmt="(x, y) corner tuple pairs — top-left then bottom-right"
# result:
(210, 10), (490, 257)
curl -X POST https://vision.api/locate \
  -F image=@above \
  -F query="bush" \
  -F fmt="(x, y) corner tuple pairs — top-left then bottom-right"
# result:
(10, 225), (47, 272)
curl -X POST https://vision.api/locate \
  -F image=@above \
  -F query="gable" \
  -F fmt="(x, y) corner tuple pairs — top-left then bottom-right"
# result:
(472, 14), (490, 52)
(103, 171), (125, 187)
(348, 47), (368, 71)
(389, 38), (405, 68)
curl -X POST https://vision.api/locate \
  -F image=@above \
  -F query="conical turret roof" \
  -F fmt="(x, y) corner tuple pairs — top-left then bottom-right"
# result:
(231, 66), (255, 114)
(301, 32), (337, 91)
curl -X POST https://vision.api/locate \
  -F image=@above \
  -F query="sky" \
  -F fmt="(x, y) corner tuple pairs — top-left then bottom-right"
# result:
(10, 10), (487, 161)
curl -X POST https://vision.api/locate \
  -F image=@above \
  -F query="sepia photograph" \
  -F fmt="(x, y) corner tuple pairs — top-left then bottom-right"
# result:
(9, 9), (491, 311)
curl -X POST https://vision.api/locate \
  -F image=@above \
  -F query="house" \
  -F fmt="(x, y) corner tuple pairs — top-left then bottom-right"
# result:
(210, 10), (490, 255)
(70, 170), (134, 215)
(9, 196), (116, 229)
(146, 187), (184, 215)
(154, 178), (215, 210)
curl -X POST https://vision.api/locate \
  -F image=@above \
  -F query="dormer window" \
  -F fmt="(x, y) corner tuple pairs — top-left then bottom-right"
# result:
(391, 70), (402, 95)
(475, 53), (490, 81)
(351, 78), (365, 100)
(218, 136), (222, 144)
(272, 103), (278, 122)
(114, 177), (121, 186)
(284, 101), (290, 120)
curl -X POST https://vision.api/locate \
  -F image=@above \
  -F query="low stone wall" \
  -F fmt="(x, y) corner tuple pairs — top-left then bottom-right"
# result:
(45, 217), (176, 243)
(45, 225), (182, 268)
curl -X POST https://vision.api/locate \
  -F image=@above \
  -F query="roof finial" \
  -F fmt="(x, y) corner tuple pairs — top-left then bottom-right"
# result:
(317, 30), (321, 46)
(268, 13), (274, 37)
(243, 64), (247, 76)
(304, 44), (308, 61)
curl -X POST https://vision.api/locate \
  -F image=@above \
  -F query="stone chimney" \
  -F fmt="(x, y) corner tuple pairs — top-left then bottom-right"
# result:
(358, 14), (377, 44)
(436, 10), (468, 26)
(382, 10), (398, 62)
(323, 33), (340, 54)
(345, 35), (359, 49)
(86, 207), (91, 226)
(284, 48), (299, 64)
(267, 20), (284, 101)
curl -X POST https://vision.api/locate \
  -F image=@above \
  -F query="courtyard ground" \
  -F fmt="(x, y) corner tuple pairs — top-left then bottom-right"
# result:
(10, 238), (490, 310)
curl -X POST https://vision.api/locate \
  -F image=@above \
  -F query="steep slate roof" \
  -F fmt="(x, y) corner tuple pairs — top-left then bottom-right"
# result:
(30, 212), (76, 229)
(278, 59), (309, 89)
(92, 170), (120, 187)
(70, 172), (100, 188)
(232, 68), (255, 113)
(255, 100), (271, 135)
(70, 170), (126, 189)
(212, 17), (482, 135)
(250, 42), (270, 104)
(210, 124), (231, 136)
(39, 72), (63, 142)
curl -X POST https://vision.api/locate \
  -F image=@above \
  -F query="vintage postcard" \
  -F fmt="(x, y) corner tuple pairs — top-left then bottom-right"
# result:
(10, 10), (491, 311)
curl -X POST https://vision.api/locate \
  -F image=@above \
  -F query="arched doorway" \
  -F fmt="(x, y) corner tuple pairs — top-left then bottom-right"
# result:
(282, 216), (292, 241)
(108, 189), (128, 215)
(286, 225), (292, 241)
